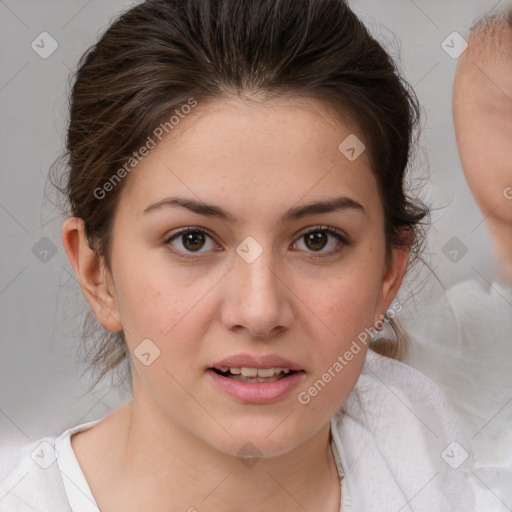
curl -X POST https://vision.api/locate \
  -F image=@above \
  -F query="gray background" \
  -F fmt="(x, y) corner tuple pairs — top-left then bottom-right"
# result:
(0, 0), (503, 448)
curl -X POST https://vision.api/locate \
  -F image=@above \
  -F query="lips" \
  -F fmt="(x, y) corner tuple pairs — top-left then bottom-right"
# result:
(206, 353), (306, 402)
(210, 353), (304, 372)
(212, 366), (295, 382)
(207, 366), (305, 403)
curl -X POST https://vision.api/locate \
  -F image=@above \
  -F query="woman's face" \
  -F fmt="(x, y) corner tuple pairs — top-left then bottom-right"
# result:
(102, 96), (405, 457)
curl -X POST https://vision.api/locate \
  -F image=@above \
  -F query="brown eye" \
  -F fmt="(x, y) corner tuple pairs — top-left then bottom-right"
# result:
(304, 231), (329, 251)
(164, 227), (217, 256)
(292, 226), (349, 256)
(181, 231), (206, 251)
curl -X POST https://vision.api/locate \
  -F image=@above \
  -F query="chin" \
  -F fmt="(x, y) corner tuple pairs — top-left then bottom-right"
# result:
(217, 438), (298, 461)
(202, 420), (310, 460)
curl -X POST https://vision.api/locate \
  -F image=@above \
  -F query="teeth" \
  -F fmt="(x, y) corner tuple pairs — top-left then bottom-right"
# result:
(255, 368), (275, 378)
(241, 367), (258, 377)
(218, 367), (292, 377)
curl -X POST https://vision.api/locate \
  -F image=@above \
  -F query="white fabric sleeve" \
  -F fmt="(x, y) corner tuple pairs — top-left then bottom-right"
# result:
(402, 279), (512, 511)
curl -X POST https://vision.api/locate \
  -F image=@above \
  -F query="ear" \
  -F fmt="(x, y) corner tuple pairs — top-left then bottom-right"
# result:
(374, 242), (409, 325)
(61, 217), (123, 332)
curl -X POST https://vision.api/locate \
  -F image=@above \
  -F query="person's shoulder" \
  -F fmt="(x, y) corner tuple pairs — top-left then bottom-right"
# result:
(402, 277), (512, 389)
(357, 348), (471, 435)
(0, 435), (71, 512)
(330, 349), (476, 510)
(333, 348), (473, 455)
(445, 278), (512, 313)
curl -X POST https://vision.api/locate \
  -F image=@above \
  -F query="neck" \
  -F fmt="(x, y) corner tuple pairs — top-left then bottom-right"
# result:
(104, 390), (341, 511)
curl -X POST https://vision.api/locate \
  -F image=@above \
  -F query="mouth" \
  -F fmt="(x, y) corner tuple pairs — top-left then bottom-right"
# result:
(207, 354), (306, 402)
(210, 366), (301, 383)
(207, 365), (306, 403)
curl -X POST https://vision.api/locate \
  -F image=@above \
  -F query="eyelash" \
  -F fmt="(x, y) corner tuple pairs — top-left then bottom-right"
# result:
(163, 225), (350, 261)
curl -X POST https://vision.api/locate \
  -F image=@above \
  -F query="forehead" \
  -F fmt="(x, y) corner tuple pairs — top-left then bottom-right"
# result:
(454, 25), (512, 130)
(468, 19), (512, 60)
(457, 21), (512, 88)
(119, 96), (378, 218)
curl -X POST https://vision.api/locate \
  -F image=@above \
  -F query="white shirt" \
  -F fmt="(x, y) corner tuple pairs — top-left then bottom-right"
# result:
(403, 279), (512, 511)
(0, 413), (351, 512)
(0, 348), (477, 511)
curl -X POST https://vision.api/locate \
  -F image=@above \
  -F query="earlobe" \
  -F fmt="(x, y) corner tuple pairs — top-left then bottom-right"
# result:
(61, 217), (123, 332)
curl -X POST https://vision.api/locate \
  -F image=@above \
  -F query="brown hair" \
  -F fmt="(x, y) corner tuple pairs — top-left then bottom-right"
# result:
(50, 0), (428, 390)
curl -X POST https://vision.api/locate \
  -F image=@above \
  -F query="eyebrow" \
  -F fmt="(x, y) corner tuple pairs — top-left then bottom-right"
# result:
(143, 195), (365, 223)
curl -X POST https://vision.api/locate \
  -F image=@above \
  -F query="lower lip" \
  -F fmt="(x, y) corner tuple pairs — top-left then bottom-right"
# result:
(207, 369), (305, 403)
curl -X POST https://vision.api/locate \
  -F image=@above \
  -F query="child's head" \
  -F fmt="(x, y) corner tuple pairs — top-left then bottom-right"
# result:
(56, 0), (427, 456)
(453, 7), (512, 267)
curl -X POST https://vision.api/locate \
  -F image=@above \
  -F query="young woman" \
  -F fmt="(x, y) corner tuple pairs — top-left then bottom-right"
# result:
(0, 0), (489, 510)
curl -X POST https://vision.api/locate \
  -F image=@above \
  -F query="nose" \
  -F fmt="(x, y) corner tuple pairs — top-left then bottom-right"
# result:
(220, 246), (294, 339)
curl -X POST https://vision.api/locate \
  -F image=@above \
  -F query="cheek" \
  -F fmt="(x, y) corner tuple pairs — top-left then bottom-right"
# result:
(111, 248), (214, 359)
(302, 246), (385, 354)
(294, 286), (372, 421)
(316, 280), (375, 324)
(294, 269), (382, 419)
(306, 274), (380, 361)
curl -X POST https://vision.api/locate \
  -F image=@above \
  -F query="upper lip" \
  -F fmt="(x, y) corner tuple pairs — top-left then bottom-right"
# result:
(210, 354), (304, 371)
